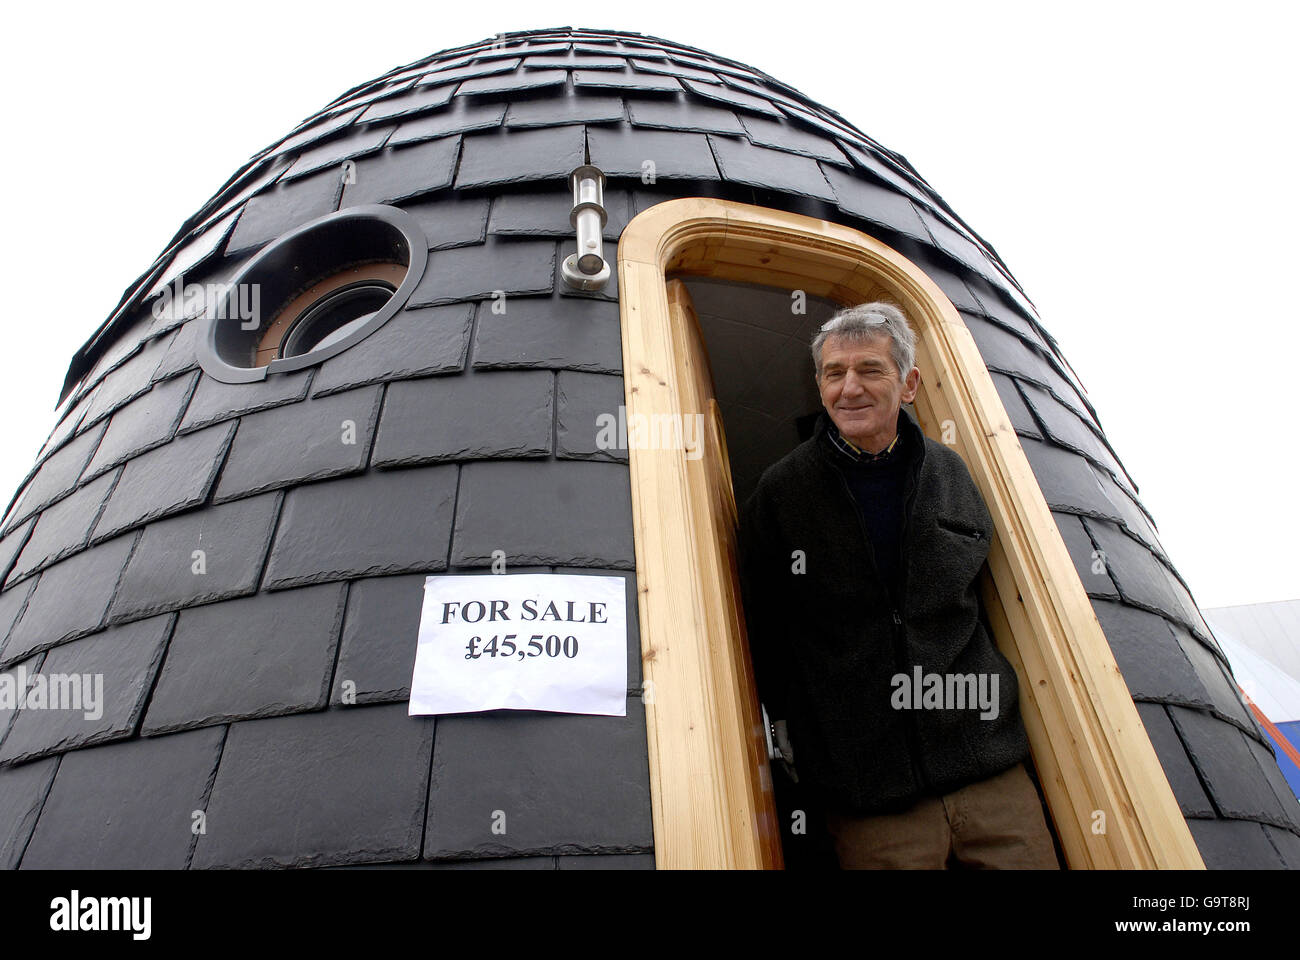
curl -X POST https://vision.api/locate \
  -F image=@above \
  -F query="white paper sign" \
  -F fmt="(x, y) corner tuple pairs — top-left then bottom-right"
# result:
(409, 574), (628, 717)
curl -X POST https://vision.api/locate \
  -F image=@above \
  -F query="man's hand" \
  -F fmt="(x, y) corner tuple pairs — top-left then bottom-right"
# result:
(773, 719), (798, 783)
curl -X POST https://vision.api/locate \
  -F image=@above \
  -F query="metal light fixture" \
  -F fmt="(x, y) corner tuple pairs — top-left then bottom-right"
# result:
(561, 164), (611, 290)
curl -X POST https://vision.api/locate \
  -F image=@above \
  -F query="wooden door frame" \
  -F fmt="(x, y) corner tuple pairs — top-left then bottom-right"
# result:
(617, 197), (1204, 870)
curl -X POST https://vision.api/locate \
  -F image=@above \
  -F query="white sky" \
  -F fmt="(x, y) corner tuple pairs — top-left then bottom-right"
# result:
(0, 0), (1295, 608)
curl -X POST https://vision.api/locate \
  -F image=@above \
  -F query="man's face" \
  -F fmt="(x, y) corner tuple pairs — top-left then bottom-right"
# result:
(816, 333), (920, 452)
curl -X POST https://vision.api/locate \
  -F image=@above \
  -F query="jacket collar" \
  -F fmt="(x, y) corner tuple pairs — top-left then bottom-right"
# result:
(814, 406), (925, 467)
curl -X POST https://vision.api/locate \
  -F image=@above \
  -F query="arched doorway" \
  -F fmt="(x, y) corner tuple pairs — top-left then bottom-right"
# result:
(617, 197), (1203, 870)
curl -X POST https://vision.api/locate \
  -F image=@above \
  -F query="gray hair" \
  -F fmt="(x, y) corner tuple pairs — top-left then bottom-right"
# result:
(811, 301), (916, 381)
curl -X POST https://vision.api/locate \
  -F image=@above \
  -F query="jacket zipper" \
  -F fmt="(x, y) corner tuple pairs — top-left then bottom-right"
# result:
(896, 449), (931, 796)
(829, 435), (932, 798)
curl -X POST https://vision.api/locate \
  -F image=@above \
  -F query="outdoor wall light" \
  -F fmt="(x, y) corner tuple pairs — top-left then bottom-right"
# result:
(561, 164), (611, 291)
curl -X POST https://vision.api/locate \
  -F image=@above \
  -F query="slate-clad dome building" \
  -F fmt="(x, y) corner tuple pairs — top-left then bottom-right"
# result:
(1, 26), (1297, 870)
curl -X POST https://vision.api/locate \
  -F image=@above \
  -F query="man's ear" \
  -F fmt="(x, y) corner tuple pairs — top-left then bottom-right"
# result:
(901, 366), (921, 403)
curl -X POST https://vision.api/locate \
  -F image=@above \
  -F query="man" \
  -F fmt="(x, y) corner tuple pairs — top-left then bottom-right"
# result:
(738, 302), (1059, 869)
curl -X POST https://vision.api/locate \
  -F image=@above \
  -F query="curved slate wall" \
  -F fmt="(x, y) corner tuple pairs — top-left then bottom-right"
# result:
(0, 26), (1296, 870)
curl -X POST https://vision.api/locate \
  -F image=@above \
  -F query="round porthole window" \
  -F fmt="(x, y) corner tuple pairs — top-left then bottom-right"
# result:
(195, 204), (428, 384)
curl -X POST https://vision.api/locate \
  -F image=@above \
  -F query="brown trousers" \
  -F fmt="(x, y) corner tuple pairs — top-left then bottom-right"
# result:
(823, 762), (1060, 869)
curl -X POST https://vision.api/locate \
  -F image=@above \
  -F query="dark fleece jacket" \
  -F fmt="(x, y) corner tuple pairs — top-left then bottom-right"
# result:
(738, 406), (1030, 815)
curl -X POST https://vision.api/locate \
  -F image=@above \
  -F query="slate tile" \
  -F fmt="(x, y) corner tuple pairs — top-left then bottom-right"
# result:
(1135, 703), (1215, 818)
(917, 208), (1000, 280)
(5, 421), (107, 528)
(963, 312), (1051, 381)
(1019, 437), (1118, 519)
(373, 371), (552, 467)
(459, 69), (568, 97)
(424, 856), (556, 870)
(738, 114), (849, 166)
(106, 493), (281, 625)
(225, 169), (343, 255)
(471, 296), (621, 374)
(6, 469), (120, 585)
(1053, 512), (1118, 600)
(33, 394), (90, 465)
(332, 573), (426, 705)
(1172, 623), (1254, 729)
(455, 126), (586, 188)
(389, 100), (507, 147)
(311, 304), (472, 397)
(821, 164), (931, 242)
(273, 107), (364, 156)
(667, 53), (762, 82)
(0, 614), (173, 765)
(339, 136), (461, 207)
(1169, 705), (1294, 824)
(188, 158), (292, 240)
(409, 240), (556, 306)
(627, 97), (745, 135)
(80, 325), (165, 421)
(82, 371), (199, 480)
(1, 646), (37, 745)
(398, 195), (490, 249)
(627, 57), (722, 84)
(178, 368), (313, 434)
(192, 704), (434, 869)
(1090, 599), (1209, 706)
(0, 518), (34, 584)
(324, 78), (417, 117)
(452, 460), (634, 568)
(143, 218), (240, 323)
(1187, 818), (1286, 869)
(91, 421), (237, 543)
(0, 581), (37, 662)
(1263, 825), (1300, 868)
(416, 58), (519, 85)
(963, 272), (1049, 342)
(3, 535), (137, 664)
(282, 124), (392, 182)
(214, 386), (382, 502)
(556, 853), (654, 869)
(0, 755), (57, 868)
(1017, 380), (1109, 465)
(681, 78), (783, 117)
(556, 371), (627, 463)
(143, 583), (347, 735)
(487, 189), (629, 239)
(989, 374), (1041, 440)
(151, 318), (201, 382)
(573, 69), (679, 94)
(423, 700), (652, 858)
(1245, 737), (1300, 828)
(504, 94), (624, 129)
(18, 727), (224, 869)
(1091, 465), (1162, 558)
(588, 127), (719, 180)
(906, 260), (981, 315)
(263, 466), (458, 589)
(708, 135), (835, 202)
(357, 82), (455, 123)
(523, 53), (624, 70)
(1084, 518), (1191, 625)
